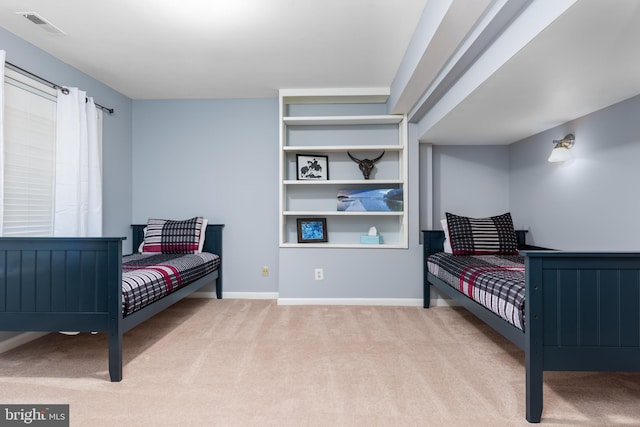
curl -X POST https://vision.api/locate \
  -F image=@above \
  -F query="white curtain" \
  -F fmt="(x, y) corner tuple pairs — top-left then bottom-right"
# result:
(0, 50), (5, 235)
(54, 87), (102, 236)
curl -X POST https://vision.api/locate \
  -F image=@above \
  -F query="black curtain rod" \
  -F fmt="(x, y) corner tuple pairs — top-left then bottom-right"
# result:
(4, 61), (115, 115)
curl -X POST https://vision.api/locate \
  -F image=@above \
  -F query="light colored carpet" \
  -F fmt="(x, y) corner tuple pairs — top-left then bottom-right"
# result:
(1, 299), (639, 426)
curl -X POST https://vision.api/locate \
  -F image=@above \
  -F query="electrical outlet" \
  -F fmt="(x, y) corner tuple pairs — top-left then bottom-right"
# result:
(314, 268), (324, 281)
(261, 266), (269, 277)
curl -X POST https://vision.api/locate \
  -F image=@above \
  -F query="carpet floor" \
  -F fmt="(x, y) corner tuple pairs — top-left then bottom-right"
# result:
(1, 299), (639, 426)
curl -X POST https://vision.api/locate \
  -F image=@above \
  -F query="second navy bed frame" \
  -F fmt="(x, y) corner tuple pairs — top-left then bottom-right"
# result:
(423, 230), (640, 423)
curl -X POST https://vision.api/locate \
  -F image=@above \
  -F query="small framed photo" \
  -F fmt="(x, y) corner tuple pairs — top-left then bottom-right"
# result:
(297, 218), (328, 243)
(296, 154), (329, 180)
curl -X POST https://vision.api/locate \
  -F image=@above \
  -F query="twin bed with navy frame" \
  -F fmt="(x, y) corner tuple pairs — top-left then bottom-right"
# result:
(3, 212), (639, 421)
(0, 222), (223, 382)
(423, 224), (640, 423)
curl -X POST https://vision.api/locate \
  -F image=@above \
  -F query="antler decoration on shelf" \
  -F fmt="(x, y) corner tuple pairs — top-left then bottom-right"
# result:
(347, 151), (385, 180)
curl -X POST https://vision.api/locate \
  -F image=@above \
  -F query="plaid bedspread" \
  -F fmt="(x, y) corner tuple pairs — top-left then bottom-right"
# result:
(427, 252), (526, 330)
(122, 252), (220, 316)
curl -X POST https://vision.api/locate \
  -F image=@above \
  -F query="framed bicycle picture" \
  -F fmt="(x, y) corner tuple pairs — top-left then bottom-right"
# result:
(296, 154), (329, 180)
(296, 218), (328, 243)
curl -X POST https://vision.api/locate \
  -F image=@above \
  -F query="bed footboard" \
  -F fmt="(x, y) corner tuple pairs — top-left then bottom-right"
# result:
(524, 251), (640, 423)
(0, 237), (125, 380)
(0, 237), (124, 332)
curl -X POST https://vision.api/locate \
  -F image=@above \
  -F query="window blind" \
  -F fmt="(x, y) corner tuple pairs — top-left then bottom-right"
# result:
(2, 70), (56, 236)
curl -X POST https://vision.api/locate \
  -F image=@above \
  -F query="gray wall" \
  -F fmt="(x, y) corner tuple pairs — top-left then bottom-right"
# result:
(509, 94), (640, 250)
(131, 99), (425, 300)
(0, 28), (133, 341)
(131, 99), (280, 294)
(420, 144), (511, 230)
(419, 93), (640, 252)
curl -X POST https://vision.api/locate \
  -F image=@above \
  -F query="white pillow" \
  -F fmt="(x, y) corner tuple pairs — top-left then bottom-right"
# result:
(440, 219), (453, 254)
(138, 227), (147, 253)
(138, 218), (208, 253)
(198, 219), (208, 253)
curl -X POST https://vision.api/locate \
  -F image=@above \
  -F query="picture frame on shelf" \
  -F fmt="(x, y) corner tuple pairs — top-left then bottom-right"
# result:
(296, 154), (329, 180)
(297, 217), (328, 243)
(337, 188), (403, 212)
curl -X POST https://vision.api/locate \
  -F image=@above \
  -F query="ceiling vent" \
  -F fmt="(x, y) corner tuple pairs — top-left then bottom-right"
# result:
(17, 12), (66, 35)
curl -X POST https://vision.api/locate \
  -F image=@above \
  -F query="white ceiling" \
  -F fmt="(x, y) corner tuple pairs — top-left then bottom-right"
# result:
(0, 0), (428, 99)
(418, 0), (640, 145)
(2, 0), (640, 146)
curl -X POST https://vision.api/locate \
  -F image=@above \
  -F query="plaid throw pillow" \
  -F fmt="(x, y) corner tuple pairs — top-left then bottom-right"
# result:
(445, 212), (518, 255)
(141, 217), (204, 254)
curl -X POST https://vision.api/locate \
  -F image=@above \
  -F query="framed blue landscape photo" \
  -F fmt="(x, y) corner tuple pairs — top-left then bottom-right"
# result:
(297, 217), (328, 243)
(337, 188), (403, 212)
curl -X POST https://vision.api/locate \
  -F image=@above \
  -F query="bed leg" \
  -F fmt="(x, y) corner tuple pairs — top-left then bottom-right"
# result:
(108, 330), (123, 382)
(216, 278), (222, 299)
(525, 355), (543, 423)
(423, 239), (431, 308)
(423, 282), (430, 308)
(525, 257), (544, 422)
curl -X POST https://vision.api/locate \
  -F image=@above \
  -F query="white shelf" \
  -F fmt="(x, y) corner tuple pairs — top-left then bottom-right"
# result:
(280, 88), (390, 104)
(283, 145), (402, 152)
(283, 179), (403, 185)
(280, 243), (406, 249)
(283, 211), (403, 216)
(283, 115), (403, 126)
(279, 89), (408, 248)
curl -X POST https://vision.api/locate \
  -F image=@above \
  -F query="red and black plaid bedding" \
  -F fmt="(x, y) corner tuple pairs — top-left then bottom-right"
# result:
(427, 252), (526, 330)
(122, 252), (220, 316)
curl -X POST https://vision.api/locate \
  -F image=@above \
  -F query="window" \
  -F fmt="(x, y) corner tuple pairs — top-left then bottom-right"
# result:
(2, 69), (57, 236)
(2, 68), (104, 237)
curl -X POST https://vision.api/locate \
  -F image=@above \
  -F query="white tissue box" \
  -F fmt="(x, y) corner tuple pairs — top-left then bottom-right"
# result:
(360, 235), (383, 244)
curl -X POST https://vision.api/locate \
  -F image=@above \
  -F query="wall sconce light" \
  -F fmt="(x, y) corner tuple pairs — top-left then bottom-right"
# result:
(548, 134), (575, 162)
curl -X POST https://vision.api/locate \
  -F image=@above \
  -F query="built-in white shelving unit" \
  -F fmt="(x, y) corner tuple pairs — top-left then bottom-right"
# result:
(279, 88), (408, 248)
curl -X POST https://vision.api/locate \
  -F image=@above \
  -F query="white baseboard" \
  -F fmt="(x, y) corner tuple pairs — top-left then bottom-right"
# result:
(0, 332), (49, 355)
(189, 291), (279, 300)
(427, 286), (458, 307)
(225, 292), (279, 299)
(277, 298), (423, 307)
(188, 291), (447, 308)
(429, 296), (457, 307)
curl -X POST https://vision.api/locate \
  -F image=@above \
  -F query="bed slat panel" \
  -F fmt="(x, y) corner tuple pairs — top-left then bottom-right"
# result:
(4, 251), (24, 311)
(20, 251), (37, 311)
(577, 269), (599, 346)
(0, 253), (4, 310)
(35, 250), (52, 312)
(558, 269), (579, 346)
(538, 256), (640, 349)
(80, 250), (103, 312)
(65, 250), (82, 311)
(598, 270), (620, 346)
(51, 250), (67, 311)
(619, 269), (640, 346)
